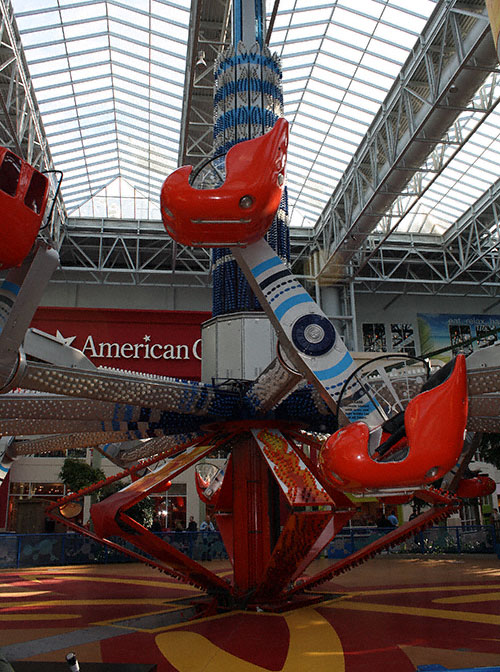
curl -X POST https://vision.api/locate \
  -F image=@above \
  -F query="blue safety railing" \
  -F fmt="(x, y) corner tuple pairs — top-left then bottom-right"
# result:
(417, 666), (500, 672)
(325, 524), (499, 559)
(0, 526), (498, 570)
(0, 530), (228, 569)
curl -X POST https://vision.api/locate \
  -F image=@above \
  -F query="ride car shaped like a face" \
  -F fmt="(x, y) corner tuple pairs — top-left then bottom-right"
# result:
(160, 118), (288, 248)
(0, 147), (49, 268)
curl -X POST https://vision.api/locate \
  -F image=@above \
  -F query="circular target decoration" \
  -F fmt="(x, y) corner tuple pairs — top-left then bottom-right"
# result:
(291, 314), (336, 356)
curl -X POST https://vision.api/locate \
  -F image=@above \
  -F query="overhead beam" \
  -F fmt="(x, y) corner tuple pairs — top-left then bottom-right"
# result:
(313, 0), (498, 285)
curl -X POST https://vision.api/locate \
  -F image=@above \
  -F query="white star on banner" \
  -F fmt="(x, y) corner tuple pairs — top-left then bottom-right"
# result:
(55, 330), (76, 347)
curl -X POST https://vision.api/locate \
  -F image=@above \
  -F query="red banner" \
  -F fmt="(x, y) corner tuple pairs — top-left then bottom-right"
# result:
(31, 307), (211, 380)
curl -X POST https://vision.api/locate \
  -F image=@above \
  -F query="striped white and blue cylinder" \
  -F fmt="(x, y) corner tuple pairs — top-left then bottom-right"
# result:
(211, 41), (290, 316)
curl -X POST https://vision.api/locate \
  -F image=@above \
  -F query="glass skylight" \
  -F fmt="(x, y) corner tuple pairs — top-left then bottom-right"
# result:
(14, 0), (497, 241)
(267, 0), (439, 227)
(13, 0), (189, 216)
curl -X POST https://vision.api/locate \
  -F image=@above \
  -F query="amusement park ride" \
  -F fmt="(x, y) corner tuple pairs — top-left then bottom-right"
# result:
(0, 0), (500, 615)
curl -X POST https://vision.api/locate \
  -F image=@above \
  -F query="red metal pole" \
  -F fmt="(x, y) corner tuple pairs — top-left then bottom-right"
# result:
(231, 432), (271, 595)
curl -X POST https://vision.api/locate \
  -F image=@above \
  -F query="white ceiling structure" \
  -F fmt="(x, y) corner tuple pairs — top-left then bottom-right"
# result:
(1, 0), (499, 299)
(11, 0), (437, 222)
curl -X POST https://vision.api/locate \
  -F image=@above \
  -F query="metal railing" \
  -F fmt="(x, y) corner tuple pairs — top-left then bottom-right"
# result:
(0, 526), (498, 570)
(0, 530), (228, 569)
(325, 525), (498, 559)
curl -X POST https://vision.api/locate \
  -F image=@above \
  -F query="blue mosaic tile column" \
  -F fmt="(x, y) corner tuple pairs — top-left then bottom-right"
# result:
(211, 26), (290, 316)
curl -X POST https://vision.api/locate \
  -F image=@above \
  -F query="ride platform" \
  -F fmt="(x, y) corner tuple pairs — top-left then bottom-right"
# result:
(1, 554), (500, 671)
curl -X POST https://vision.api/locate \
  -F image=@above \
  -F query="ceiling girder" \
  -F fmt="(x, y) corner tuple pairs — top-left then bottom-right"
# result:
(353, 182), (500, 296)
(56, 217), (212, 287)
(0, 0), (66, 245)
(311, 0), (499, 285)
(179, 0), (231, 170)
(0, 0), (499, 302)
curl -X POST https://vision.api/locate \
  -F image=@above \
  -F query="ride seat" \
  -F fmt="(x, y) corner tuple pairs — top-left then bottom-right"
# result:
(319, 355), (468, 491)
(0, 148), (49, 268)
(375, 358), (456, 458)
(160, 118), (288, 248)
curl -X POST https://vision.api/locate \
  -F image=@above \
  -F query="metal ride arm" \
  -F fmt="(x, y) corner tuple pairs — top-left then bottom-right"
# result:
(232, 239), (379, 426)
(0, 242), (59, 393)
(0, 244), (59, 482)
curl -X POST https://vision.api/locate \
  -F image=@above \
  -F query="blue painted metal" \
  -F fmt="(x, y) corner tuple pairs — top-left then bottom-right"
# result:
(417, 666), (500, 672)
(1, 526), (497, 569)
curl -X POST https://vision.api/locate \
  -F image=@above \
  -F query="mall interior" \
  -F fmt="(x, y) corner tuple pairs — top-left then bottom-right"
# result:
(1, 0), (500, 670)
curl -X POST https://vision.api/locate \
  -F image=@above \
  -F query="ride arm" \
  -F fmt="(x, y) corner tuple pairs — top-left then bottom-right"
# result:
(232, 239), (380, 425)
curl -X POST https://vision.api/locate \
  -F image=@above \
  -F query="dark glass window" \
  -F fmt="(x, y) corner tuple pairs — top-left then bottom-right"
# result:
(0, 151), (21, 196)
(24, 171), (47, 214)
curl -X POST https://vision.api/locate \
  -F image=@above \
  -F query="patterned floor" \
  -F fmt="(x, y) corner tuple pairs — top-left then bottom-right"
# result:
(1, 556), (500, 671)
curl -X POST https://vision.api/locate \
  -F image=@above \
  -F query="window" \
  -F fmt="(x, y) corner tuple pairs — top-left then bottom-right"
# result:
(362, 322), (387, 352)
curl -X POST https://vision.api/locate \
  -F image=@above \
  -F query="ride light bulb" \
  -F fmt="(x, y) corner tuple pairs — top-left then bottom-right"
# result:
(239, 195), (254, 209)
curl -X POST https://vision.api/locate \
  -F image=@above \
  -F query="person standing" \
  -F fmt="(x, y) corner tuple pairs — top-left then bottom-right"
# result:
(376, 510), (390, 528)
(200, 515), (214, 532)
(200, 515), (215, 560)
(387, 510), (399, 527)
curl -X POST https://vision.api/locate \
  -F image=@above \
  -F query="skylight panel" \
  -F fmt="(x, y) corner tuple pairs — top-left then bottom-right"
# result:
(20, 27), (65, 46)
(150, 67), (185, 87)
(286, 162), (310, 179)
(15, 8), (61, 26)
(108, 4), (149, 28)
(292, 123), (327, 146)
(50, 128), (82, 143)
(151, 1), (190, 26)
(39, 100), (78, 116)
(388, 0), (436, 13)
(319, 52), (358, 75)
(370, 38), (409, 64)
(112, 22), (153, 47)
(36, 83), (75, 101)
(68, 50), (110, 68)
(321, 143), (354, 164)
(332, 7), (378, 37)
(472, 128), (498, 149)
(110, 35), (151, 60)
(151, 28), (189, 48)
(51, 119), (79, 137)
(294, 107), (331, 133)
(24, 42), (67, 60)
(65, 33), (109, 54)
(292, 5), (333, 25)
(381, 5), (430, 28)
(342, 91), (380, 116)
(289, 131), (322, 154)
(301, 88), (333, 109)
(469, 159), (500, 180)
(63, 19), (108, 41)
(73, 74), (113, 93)
(28, 58), (70, 76)
(347, 75), (389, 102)
(271, 11), (292, 32)
(281, 38), (323, 55)
(59, 0), (107, 22)
(323, 34), (366, 64)
(280, 53), (315, 70)
(287, 142), (317, 160)
(359, 51), (403, 77)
